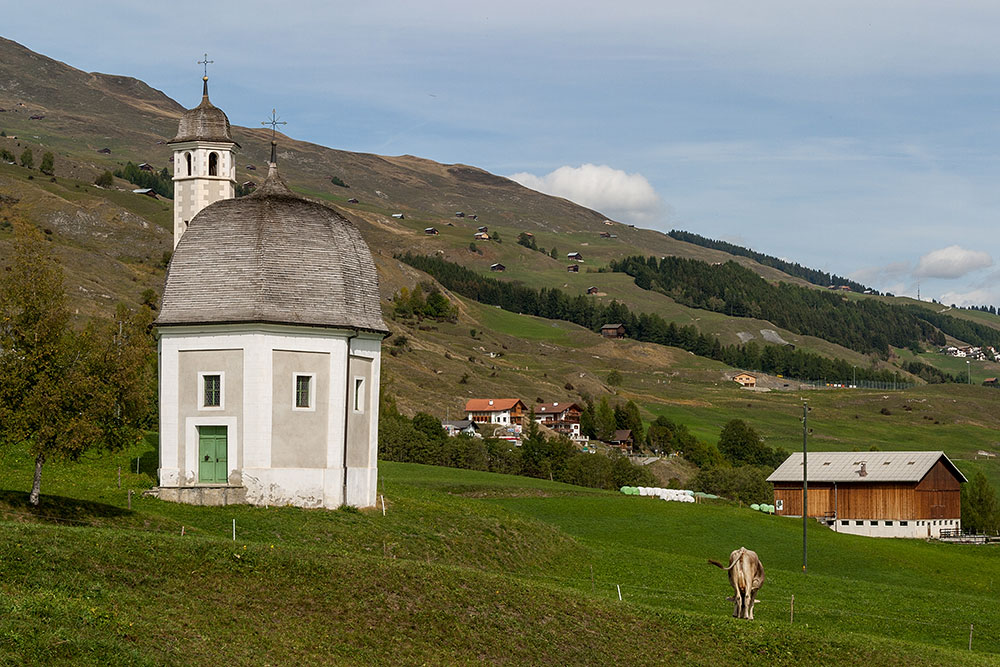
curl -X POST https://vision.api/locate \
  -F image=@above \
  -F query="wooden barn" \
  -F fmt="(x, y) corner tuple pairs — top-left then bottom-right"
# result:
(767, 451), (967, 538)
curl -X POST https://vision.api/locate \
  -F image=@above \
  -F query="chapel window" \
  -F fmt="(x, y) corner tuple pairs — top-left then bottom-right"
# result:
(203, 374), (221, 408)
(185, 152), (192, 176)
(209, 152), (219, 176)
(353, 377), (365, 412)
(295, 375), (312, 409)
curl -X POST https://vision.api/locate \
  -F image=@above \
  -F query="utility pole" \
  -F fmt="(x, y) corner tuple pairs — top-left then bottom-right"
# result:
(802, 401), (808, 575)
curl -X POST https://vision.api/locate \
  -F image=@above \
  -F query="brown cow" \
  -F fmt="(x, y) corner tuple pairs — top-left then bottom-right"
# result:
(708, 547), (765, 620)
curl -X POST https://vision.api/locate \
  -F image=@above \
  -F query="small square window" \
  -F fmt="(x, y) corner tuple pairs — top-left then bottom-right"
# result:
(840, 520), (848, 526)
(855, 521), (863, 526)
(870, 521), (878, 526)
(900, 521), (908, 526)
(885, 521), (893, 526)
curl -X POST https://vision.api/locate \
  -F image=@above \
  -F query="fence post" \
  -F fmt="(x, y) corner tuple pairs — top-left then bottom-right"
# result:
(232, 518), (236, 541)
(117, 465), (121, 489)
(790, 595), (794, 624)
(127, 489), (133, 510)
(970, 623), (974, 651)
(617, 584), (622, 601)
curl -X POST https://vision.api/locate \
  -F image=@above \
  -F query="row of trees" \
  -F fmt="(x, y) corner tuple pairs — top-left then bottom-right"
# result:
(378, 399), (658, 491)
(0, 224), (156, 505)
(396, 252), (908, 384)
(608, 255), (945, 357)
(900, 305), (1000, 350)
(3, 148), (54, 175)
(899, 360), (963, 384)
(667, 229), (873, 293)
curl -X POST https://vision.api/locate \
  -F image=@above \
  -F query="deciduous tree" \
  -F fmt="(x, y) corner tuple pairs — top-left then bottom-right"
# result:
(0, 224), (155, 505)
(962, 471), (1000, 534)
(39, 151), (54, 176)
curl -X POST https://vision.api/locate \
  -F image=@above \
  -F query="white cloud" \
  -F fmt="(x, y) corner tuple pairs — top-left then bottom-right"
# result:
(937, 287), (1000, 308)
(914, 245), (992, 279)
(509, 164), (666, 224)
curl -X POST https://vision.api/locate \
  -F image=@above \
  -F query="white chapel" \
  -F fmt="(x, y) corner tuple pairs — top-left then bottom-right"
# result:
(153, 75), (387, 509)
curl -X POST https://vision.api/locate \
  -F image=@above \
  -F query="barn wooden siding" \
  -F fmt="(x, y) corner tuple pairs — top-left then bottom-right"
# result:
(773, 460), (961, 520)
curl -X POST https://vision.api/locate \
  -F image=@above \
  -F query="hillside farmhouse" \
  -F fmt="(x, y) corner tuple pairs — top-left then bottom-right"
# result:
(601, 323), (625, 339)
(534, 402), (582, 438)
(465, 399), (527, 434)
(767, 451), (966, 538)
(733, 372), (757, 388)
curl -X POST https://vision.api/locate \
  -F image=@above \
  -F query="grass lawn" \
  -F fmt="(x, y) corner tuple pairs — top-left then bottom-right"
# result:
(1, 438), (999, 665)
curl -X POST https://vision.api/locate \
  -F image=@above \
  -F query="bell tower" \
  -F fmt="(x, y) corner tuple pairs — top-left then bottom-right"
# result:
(168, 62), (239, 248)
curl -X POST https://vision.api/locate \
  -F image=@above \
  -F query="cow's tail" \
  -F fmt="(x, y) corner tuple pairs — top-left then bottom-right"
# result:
(708, 559), (735, 570)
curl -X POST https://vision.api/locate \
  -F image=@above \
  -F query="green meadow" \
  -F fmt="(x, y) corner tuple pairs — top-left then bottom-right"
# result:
(1, 435), (998, 665)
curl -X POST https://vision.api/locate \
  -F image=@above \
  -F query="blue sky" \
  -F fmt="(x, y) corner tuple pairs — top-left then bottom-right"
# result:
(6, 1), (1000, 305)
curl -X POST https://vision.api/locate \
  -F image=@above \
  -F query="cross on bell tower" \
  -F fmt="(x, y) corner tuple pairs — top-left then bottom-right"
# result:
(262, 109), (287, 164)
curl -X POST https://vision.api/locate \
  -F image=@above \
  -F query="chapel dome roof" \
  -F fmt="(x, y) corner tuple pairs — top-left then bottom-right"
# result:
(169, 77), (238, 145)
(156, 164), (387, 333)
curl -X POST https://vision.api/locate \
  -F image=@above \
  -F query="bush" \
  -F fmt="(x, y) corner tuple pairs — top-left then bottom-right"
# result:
(330, 175), (349, 188)
(19, 148), (33, 169)
(693, 465), (773, 505)
(39, 152), (54, 176)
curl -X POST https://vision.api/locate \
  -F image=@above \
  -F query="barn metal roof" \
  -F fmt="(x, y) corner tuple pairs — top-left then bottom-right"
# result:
(766, 451), (967, 484)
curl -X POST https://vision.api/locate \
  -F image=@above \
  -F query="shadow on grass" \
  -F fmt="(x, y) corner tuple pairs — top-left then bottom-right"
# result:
(0, 489), (133, 526)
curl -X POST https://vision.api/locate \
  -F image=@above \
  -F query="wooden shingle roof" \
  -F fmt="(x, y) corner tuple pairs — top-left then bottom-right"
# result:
(168, 79), (239, 146)
(157, 163), (387, 334)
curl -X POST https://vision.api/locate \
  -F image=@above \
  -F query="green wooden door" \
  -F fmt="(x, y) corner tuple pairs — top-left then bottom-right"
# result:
(198, 425), (228, 483)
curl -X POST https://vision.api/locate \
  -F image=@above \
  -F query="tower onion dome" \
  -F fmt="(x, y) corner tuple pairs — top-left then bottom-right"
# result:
(169, 77), (240, 145)
(157, 164), (387, 333)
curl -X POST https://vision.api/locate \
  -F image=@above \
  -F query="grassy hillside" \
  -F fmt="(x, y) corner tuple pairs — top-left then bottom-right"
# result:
(0, 439), (997, 665)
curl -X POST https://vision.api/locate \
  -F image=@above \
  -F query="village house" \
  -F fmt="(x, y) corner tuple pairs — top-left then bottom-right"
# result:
(391, 213), (404, 219)
(587, 286), (600, 295)
(477, 225), (488, 233)
(474, 231), (490, 241)
(767, 451), (967, 538)
(490, 263), (505, 272)
(441, 420), (481, 438)
(465, 399), (527, 433)
(567, 251), (583, 261)
(533, 402), (582, 438)
(609, 429), (634, 454)
(424, 227), (439, 235)
(566, 264), (579, 273)
(733, 372), (757, 388)
(601, 323), (625, 339)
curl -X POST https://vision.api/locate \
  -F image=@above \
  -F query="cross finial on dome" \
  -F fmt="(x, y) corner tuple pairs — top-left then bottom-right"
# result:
(198, 54), (214, 96)
(261, 109), (287, 164)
